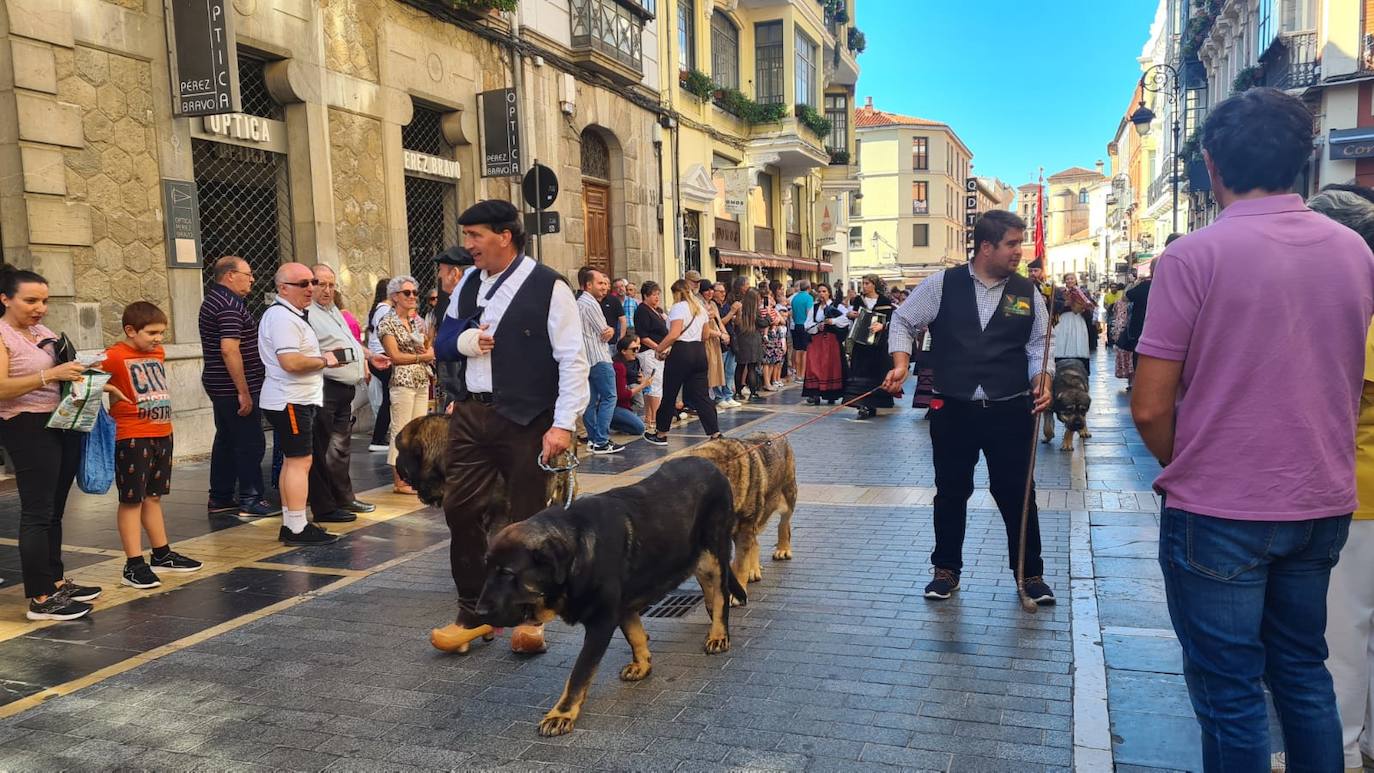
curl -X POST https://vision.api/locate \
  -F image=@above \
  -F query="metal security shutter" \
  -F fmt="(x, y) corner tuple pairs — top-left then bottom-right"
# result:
(195, 54), (292, 318)
(402, 105), (457, 296)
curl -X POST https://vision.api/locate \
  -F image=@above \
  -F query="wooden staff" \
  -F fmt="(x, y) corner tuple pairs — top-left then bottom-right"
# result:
(1017, 283), (1055, 614)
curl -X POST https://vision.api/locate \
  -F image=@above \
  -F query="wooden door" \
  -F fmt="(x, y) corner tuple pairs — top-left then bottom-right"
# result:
(582, 181), (612, 276)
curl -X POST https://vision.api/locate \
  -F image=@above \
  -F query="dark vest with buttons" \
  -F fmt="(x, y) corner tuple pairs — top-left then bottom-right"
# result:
(927, 266), (1036, 401)
(454, 260), (562, 426)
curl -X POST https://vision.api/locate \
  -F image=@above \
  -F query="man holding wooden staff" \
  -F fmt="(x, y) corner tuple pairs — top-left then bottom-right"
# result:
(883, 210), (1056, 605)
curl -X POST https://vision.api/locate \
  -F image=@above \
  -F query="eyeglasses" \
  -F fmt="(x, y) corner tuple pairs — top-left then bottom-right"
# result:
(397, 289), (418, 297)
(228, 269), (254, 280)
(280, 280), (317, 289)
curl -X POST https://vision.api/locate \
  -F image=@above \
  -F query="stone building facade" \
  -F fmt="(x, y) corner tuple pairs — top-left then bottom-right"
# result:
(0, 0), (665, 457)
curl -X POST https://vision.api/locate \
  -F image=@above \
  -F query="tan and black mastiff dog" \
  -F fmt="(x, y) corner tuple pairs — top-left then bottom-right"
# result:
(681, 432), (798, 597)
(393, 414), (573, 508)
(473, 456), (745, 737)
(1043, 358), (1092, 451)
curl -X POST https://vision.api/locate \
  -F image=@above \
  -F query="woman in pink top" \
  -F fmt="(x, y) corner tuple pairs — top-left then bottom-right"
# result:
(0, 265), (108, 621)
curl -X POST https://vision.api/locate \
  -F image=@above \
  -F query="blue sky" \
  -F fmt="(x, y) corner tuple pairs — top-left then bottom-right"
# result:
(856, 0), (1159, 192)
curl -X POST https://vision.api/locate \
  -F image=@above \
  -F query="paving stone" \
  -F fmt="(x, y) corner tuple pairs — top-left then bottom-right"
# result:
(256, 745), (343, 771)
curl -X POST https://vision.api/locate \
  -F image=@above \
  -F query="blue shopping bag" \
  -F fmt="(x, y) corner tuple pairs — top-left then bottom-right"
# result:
(78, 407), (115, 495)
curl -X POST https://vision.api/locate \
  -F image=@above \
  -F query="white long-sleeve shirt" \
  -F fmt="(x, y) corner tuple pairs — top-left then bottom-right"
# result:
(444, 256), (589, 431)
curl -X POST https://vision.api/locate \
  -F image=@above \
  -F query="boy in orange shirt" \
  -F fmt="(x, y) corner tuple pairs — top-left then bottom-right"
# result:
(102, 302), (201, 588)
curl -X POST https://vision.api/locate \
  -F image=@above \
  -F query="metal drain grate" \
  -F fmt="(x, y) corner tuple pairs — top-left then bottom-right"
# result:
(642, 592), (703, 619)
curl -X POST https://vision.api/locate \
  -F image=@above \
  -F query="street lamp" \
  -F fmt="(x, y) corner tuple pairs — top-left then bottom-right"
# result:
(1130, 63), (1183, 235)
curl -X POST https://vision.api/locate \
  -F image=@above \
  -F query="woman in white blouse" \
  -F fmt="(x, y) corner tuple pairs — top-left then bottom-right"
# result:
(644, 279), (721, 446)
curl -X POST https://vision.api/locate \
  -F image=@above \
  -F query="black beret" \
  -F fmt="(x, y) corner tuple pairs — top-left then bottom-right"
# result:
(1026, 259), (1044, 270)
(457, 200), (520, 227)
(434, 246), (474, 267)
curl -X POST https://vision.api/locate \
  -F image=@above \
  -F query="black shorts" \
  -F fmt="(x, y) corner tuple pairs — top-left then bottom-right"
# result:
(116, 436), (174, 504)
(264, 404), (317, 458)
(792, 325), (811, 351)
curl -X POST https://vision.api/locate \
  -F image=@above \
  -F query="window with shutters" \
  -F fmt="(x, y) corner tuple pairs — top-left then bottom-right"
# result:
(913, 224), (928, 247)
(912, 136), (928, 171)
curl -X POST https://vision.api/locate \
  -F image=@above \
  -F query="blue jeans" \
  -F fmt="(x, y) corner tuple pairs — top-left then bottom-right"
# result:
(1159, 507), (1351, 772)
(715, 349), (737, 401)
(610, 407), (644, 436)
(583, 362), (615, 446)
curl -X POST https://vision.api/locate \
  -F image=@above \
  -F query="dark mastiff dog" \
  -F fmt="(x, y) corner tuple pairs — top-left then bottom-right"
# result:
(474, 456), (744, 737)
(679, 433), (798, 598)
(1043, 358), (1092, 451)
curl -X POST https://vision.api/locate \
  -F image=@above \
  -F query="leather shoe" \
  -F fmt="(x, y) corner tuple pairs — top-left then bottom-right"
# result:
(313, 510), (357, 523)
(342, 499), (376, 514)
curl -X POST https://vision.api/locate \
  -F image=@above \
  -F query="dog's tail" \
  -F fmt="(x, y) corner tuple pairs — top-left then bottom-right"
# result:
(725, 565), (747, 606)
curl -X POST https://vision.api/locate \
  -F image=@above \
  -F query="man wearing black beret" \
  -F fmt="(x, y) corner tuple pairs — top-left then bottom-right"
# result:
(429, 200), (589, 656)
(430, 246), (474, 412)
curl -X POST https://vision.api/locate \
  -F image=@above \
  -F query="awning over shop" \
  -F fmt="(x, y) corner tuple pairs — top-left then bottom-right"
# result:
(1330, 127), (1374, 161)
(715, 249), (794, 270)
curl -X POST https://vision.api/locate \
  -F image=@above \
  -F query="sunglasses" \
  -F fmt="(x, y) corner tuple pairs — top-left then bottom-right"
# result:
(280, 280), (318, 289)
(396, 289), (418, 297)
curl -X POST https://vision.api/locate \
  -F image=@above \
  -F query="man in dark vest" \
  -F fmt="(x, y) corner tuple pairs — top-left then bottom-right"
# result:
(883, 210), (1056, 605)
(429, 200), (589, 654)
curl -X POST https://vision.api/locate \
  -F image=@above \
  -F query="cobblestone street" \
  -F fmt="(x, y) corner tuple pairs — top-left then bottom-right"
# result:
(0, 349), (1212, 772)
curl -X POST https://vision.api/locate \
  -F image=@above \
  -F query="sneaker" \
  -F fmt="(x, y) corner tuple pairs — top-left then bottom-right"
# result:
(207, 499), (238, 516)
(1022, 576), (1056, 606)
(367, 444), (388, 452)
(677, 411), (691, 422)
(239, 498), (282, 518)
(314, 509), (358, 523)
(121, 562), (162, 589)
(726, 399), (743, 408)
(924, 568), (960, 600)
(342, 500), (376, 514)
(27, 594), (92, 621)
(57, 580), (102, 602)
(150, 551), (203, 573)
(643, 433), (668, 447)
(589, 442), (624, 455)
(279, 523), (340, 546)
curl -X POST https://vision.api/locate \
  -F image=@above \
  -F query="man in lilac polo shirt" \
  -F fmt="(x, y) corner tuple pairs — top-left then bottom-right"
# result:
(1132, 88), (1374, 772)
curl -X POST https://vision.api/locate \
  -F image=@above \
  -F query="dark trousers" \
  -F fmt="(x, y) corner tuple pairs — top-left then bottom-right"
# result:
(369, 363), (392, 446)
(209, 394), (266, 504)
(308, 379), (357, 514)
(655, 342), (719, 436)
(442, 399), (553, 623)
(929, 395), (1044, 577)
(0, 413), (80, 597)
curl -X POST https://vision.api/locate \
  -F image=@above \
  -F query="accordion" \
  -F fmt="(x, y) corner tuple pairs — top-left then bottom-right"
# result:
(845, 307), (887, 353)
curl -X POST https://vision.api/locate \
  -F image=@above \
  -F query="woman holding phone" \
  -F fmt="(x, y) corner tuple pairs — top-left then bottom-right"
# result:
(377, 275), (434, 493)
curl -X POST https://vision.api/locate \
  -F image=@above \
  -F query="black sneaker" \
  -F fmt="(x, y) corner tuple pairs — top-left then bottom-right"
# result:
(279, 523), (339, 546)
(589, 442), (624, 455)
(643, 433), (668, 447)
(150, 551), (203, 573)
(58, 580), (102, 602)
(314, 510), (358, 523)
(924, 568), (960, 600)
(27, 594), (91, 621)
(342, 500), (376, 514)
(122, 562), (162, 589)
(239, 498), (282, 518)
(1022, 576), (1056, 606)
(207, 499), (238, 516)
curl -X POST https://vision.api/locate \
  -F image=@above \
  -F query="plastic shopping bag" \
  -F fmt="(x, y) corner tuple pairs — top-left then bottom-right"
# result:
(45, 369), (111, 432)
(77, 407), (115, 495)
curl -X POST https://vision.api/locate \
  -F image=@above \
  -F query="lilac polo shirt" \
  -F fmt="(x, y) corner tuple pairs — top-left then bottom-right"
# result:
(1138, 194), (1374, 521)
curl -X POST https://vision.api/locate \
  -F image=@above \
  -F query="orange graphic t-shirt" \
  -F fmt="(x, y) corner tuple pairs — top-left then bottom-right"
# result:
(100, 341), (173, 440)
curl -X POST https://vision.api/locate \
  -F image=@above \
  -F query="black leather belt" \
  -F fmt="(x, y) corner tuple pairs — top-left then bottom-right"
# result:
(468, 392), (495, 405)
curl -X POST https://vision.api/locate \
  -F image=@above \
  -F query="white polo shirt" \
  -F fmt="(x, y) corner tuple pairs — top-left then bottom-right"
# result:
(258, 299), (324, 409)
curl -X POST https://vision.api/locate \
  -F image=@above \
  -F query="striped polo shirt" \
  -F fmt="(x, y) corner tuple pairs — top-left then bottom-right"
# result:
(198, 283), (265, 398)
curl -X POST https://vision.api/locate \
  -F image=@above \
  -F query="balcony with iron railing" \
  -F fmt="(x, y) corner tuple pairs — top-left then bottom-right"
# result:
(1148, 160), (1176, 207)
(1266, 31), (1320, 90)
(569, 0), (651, 84)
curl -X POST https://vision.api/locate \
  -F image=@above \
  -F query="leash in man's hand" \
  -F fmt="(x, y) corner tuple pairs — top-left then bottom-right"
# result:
(1017, 284), (1056, 615)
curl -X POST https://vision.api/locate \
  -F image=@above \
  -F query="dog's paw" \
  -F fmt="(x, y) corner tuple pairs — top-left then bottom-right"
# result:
(772, 547), (793, 561)
(538, 711), (577, 737)
(1080, 431), (1092, 439)
(1041, 435), (1052, 444)
(729, 595), (742, 608)
(704, 635), (731, 654)
(747, 567), (763, 583)
(619, 661), (652, 681)
(1060, 440), (1073, 452)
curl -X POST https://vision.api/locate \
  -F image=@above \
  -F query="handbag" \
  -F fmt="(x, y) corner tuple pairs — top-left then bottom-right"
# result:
(77, 406), (115, 494)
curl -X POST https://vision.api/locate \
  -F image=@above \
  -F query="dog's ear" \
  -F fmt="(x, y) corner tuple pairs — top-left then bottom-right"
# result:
(534, 516), (577, 587)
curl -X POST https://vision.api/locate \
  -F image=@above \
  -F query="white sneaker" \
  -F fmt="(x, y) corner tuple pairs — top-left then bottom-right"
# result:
(724, 399), (740, 408)
(367, 444), (387, 452)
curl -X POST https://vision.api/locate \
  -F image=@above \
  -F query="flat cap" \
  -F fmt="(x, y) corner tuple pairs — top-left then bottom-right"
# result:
(1026, 258), (1044, 270)
(435, 246), (474, 267)
(457, 199), (520, 226)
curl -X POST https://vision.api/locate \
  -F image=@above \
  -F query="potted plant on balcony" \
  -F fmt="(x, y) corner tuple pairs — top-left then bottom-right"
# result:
(1232, 64), (1263, 92)
(680, 69), (714, 100)
(829, 149), (850, 165)
(795, 103), (832, 138)
(847, 27), (866, 54)
(1180, 134), (1211, 193)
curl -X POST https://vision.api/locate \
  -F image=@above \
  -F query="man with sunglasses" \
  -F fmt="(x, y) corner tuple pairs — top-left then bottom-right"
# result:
(199, 256), (279, 519)
(259, 262), (344, 546)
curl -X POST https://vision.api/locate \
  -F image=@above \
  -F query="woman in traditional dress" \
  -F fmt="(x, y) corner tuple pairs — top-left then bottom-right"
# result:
(1109, 283), (1135, 389)
(802, 284), (848, 405)
(1052, 286), (1093, 374)
(844, 275), (896, 419)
